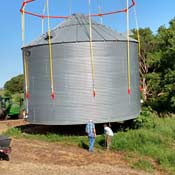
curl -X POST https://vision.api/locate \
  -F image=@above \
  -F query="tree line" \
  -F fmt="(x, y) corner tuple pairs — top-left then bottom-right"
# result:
(3, 18), (175, 114)
(132, 17), (175, 114)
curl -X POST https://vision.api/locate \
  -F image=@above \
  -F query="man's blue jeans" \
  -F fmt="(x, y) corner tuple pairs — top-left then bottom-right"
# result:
(88, 136), (95, 152)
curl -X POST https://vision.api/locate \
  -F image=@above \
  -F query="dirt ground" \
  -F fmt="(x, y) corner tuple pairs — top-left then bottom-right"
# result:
(0, 120), (166, 175)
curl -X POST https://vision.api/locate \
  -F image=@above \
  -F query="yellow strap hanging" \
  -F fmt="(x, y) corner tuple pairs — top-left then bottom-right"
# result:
(21, 3), (29, 98)
(88, 0), (96, 97)
(23, 55), (27, 94)
(98, 0), (103, 24)
(46, 0), (55, 99)
(133, 5), (141, 56)
(69, 0), (72, 16)
(22, 6), (25, 46)
(24, 53), (29, 98)
(21, 2), (29, 117)
(126, 0), (131, 95)
(42, 0), (47, 34)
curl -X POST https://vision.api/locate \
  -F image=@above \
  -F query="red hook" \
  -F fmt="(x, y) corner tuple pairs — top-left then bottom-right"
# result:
(51, 91), (55, 100)
(93, 89), (96, 97)
(128, 88), (131, 95)
(26, 91), (30, 99)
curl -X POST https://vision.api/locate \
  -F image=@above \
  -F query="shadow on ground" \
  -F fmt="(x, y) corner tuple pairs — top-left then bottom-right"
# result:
(15, 119), (134, 136)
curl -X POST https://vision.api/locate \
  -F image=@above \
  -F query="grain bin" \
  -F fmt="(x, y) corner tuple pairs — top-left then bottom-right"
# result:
(22, 14), (140, 125)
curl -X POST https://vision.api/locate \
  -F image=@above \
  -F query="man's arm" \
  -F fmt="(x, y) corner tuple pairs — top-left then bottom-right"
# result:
(93, 127), (96, 137)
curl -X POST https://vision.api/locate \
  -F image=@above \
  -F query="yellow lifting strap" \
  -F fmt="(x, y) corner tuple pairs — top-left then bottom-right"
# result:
(98, 0), (103, 24)
(46, 0), (55, 99)
(42, 0), (47, 34)
(21, 3), (29, 99)
(24, 54), (29, 98)
(69, 0), (72, 16)
(133, 5), (141, 56)
(22, 6), (25, 46)
(126, 0), (131, 95)
(88, 0), (96, 97)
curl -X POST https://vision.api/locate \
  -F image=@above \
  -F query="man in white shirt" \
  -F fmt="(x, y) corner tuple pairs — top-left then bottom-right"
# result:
(103, 124), (114, 150)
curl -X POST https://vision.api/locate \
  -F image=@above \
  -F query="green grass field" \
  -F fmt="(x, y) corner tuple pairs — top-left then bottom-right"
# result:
(111, 116), (175, 174)
(4, 110), (175, 174)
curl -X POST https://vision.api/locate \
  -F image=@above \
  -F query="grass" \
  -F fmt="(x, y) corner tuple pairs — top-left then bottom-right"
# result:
(5, 127), (87, 145)
(132, 159), (154, 173)
(4, 112), (175, 174)
(111, 116), (175, 174)
(4, 127), (105, 150)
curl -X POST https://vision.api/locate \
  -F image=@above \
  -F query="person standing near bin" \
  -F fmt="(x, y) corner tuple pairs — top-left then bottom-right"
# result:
(85, 120), (96, 152)
(104, 124), (114, 150)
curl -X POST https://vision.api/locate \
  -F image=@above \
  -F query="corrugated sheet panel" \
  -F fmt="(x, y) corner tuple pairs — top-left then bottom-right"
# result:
(24, 41), (140, 125)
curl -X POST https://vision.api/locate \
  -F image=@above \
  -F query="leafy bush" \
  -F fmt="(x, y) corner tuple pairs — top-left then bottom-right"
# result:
(132, 107), (156, 129)
(4, 74), (24, 94)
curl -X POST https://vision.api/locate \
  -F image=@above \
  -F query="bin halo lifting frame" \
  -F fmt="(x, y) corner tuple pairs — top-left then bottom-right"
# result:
(20, 0), (141, 125)
(20, 0), (136, 19)
(20, 0), (140, 99)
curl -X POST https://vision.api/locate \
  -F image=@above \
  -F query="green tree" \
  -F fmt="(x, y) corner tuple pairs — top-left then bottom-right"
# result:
(132, 28), (156, 101)
(4, 74), (24, 94)
(132, 18), (175, 113)
(148, 18), (175, 113)
(3, 90), (12, 98)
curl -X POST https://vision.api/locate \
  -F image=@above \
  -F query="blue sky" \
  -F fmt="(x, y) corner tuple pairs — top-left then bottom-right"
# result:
(0, 0), (174, 88)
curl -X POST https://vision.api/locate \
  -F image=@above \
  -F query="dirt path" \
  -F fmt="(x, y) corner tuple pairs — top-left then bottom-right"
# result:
(0, 119), (28, 133)
(0, 138), (150, 175)
(0, 120), (166, 175)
